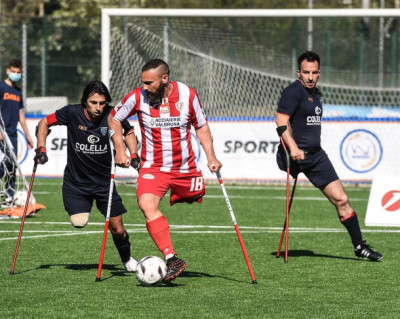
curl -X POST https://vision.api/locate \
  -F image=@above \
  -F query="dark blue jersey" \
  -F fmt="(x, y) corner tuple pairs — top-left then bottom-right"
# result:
(0, 81), (23, 137)
(52, 104), (132, 186)
(277, 80), (322, 152)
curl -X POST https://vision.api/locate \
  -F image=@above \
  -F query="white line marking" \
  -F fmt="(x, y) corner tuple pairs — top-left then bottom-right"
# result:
(1, 220), (399, 242)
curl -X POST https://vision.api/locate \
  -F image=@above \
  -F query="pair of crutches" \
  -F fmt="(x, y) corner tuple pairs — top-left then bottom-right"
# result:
(275, 126), (298, 264)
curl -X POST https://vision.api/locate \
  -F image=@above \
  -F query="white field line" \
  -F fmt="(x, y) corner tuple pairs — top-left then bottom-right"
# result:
(31, 193), (366, 201)
(1, 221), (400, 241)
(35, 182), (368, 191)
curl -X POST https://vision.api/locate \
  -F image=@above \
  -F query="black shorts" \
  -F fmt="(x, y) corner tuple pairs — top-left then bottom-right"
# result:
(62, 180), (127, 218)
(276, 146), (339, 188)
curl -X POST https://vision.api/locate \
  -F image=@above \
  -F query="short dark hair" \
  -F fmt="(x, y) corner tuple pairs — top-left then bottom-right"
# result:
(8, 58), (22, 69)
(142, 59), (169, 75)
(81, 80), (112, 105)
(297, 51), (320, 70)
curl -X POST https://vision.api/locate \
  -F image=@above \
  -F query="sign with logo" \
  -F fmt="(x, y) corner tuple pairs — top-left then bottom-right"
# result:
(340, 129), (383, 173)
(365, 176), (400, 226)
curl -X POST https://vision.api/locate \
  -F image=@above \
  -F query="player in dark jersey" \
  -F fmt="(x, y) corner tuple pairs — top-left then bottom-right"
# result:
(0, 58), (34, 205)
(275, 51), (382, 261)
(35, 80), (139, 271)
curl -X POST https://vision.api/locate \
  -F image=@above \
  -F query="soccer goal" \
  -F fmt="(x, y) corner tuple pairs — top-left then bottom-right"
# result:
(0, 114), (32, 214)
(102, 8), (400, 118)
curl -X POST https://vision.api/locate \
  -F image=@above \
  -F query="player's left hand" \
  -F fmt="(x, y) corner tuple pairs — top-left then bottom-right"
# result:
(130, 153), (141, 171)
(34, 146), (48, 165)
(208, 160), (222, 173)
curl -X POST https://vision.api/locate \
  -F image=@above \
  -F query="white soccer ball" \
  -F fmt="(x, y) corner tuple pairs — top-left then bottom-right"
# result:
(135, 256), (167, 286)
(13, 190), (36, 207)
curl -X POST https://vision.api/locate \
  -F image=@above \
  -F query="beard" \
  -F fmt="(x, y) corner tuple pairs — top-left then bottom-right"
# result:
(147, 83), (166, 105)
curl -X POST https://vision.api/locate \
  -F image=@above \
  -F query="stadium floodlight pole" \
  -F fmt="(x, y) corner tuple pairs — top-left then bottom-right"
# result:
(212, 165), (257, 284)
(275, 125), (294, 264)
(10, 161), (38, 275)
(96, 130), (117, 282)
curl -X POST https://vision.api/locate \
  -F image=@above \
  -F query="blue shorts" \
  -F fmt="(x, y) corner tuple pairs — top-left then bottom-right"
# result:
(276, 146), (339, 188)
(62, 180), (127, 217)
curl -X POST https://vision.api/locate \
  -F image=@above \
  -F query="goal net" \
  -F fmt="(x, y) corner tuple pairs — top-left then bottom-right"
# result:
(102, 9), (400, 184)
(103, 9), (400, 119)
(0, 114), (34, 216)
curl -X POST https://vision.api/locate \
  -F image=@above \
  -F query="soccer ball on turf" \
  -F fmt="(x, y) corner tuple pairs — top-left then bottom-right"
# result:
(13, 190), (36, 207)
(135, 256), (167, 286)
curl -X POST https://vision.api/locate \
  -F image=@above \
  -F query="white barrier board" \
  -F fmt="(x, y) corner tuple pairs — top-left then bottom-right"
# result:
(365, 177), (400, 226)
(17, 119), (400, 184)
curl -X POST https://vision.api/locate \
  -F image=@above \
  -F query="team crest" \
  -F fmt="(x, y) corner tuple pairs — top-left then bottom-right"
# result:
(308, 97), (313, 102)
(175, 101), (184, 112)
(100, 127), (108, 136)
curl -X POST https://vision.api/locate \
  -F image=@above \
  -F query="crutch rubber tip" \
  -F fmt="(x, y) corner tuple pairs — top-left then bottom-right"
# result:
(251, 280), (258, 284)
(10, 271), (15, 275)
(284, 260), (288, 264)
(95, 277), (101, 282)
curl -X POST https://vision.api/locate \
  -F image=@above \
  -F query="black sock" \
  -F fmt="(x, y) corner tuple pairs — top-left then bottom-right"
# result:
(112, 231), (131, 263)
(340, 212), (363, 248)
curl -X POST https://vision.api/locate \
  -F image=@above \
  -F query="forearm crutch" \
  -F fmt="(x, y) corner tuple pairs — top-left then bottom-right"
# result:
(10, 161), (38, 275)
(275, 126), (297, 263)
(212, 166), (257, 284)
(96, 131), (116, 281)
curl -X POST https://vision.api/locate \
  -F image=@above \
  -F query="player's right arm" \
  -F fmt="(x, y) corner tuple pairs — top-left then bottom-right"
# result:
(275, 112), (305, 161)
(34, 115), (54, 165)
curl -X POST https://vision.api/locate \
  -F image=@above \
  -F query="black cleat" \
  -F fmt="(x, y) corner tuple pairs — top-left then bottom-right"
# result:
(164, 256), (187, 282)
(354, 241), (383, 261)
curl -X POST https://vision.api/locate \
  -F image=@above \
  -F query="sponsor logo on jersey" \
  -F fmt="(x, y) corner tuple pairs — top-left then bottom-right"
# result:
(159, 105), (170, 114)
(175, 101), (184, 112)
(142, 174), (155, 179)
(149, 117), (181, 128)
(88, 135), (100, 143)
(100, 127), (108, 136)
(306, 106), (322, 126)
(78, 125), (87, 131)
(75, 134), (107, 154)
(3, 92), (21, 102)
(340, 129), (383, 173)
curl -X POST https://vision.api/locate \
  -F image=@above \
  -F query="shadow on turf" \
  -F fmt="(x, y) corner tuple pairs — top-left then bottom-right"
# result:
(271, 249), (360, 261)
(31, 264), (240, 286)
(33, 264), (241, 284)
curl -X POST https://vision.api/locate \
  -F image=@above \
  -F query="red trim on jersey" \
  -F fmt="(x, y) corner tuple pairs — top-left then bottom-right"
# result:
(150, 105), (163, 165)
(46, 113), (58, 126)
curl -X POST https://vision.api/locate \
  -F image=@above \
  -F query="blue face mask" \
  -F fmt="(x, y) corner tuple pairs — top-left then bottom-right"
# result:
(9, 72), (21, 82)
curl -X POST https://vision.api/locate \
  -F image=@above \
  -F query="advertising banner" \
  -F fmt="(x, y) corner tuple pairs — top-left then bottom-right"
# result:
(18, 119), (399, 183)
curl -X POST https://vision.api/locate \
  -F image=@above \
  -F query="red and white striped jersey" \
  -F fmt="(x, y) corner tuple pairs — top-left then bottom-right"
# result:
(112, 81), (207, 173)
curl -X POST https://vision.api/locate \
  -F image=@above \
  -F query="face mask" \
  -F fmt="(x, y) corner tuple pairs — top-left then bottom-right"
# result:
(8, 72), (21, 82)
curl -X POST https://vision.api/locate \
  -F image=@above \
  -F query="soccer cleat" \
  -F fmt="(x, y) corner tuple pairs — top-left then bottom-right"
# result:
(123, 257), (138, 272)
(164, 255), (187, 282)
(354, 241), (383, 261)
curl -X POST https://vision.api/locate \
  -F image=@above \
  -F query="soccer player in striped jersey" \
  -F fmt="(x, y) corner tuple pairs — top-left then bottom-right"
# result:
(109, 59), (222, 282)
(35, 80), (139, 272)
